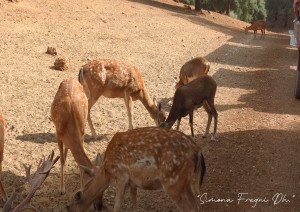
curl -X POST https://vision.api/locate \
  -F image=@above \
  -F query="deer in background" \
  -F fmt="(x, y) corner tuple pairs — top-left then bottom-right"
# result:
(78, 59), (166, 137)
(173, 57), (210, 89)
(244, 20), (266, 39)
(0, 112), (7, 202)
(160, 75), (218, 142)
(67, 127), (206, 212)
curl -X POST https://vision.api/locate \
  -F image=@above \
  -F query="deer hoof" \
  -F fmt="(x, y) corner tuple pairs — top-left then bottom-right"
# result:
(202, 130), (209, 138)
(210, 135), (217, 142)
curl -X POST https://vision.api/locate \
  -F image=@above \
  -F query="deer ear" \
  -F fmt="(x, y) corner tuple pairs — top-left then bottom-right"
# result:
(95, 153), (102, 167)
(153, 97), (157, 106)
(79, 165), (95, 177)
(74, 191), (83, 201)
(158, 102), (162, 112)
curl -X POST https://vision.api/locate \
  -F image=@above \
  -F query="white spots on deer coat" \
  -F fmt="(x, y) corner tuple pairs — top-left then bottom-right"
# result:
(135, 156), (156, 168)
(169, 175), (179, 185)
(99, 64), (107, 85)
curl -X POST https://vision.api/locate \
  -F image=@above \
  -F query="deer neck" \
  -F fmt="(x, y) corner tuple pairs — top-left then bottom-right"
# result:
(81, 168), (109, 210)
(139, 89), (157, 120)
(164, 106), (180, 128)
(68, 140), (94, 179)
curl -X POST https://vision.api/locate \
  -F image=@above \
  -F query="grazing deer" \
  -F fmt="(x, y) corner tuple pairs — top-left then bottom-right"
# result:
(244, 20), (266, 39)
(0, 112), (7, 202)
(173, 57), (210, 89)
(78, 59), (166, 136)
(160, 75), (218, 141)
(51, 79), (97, 195)
(67, 127), (206, 212)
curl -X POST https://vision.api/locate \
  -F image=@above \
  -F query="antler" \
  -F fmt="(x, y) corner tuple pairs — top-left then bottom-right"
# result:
(2, 189), (16, 212)
(3, 150), (59, 212)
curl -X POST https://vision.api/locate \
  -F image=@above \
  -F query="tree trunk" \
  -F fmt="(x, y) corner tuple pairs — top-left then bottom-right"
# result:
(274, 9), (278, 21)
(284, 9), (288, 27)
(226, 0), (231, 16)
(195, 0), (201, 12)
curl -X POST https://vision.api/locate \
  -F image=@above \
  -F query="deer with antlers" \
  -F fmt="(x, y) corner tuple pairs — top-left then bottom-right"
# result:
(244, 20), (266, 39)
(51, 79), (97, 194)
(2, 150), (59, 212)
(67, 127), (206, 212)
(78, 59), (166, 137)
(0, 112), (7, 202)
(173, 57), (210, 89)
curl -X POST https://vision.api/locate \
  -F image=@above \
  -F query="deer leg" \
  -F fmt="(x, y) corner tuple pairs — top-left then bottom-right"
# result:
(124, 92), (134, 130)
(87, 98), (97, 137)
(0, 163), (7, 202)
(176, 118), (181, 131)
(129, 186), (137, 212)
(0, 181), (7, 202)
(202, 102), (212, 138)
(206, 100), (218, 142)
(184, 185), (200, 212)
(189, 111), (195, 138)
(114, 181), (127, 212)
(165, 187), (185, 212)
(58, 138), (67, 195)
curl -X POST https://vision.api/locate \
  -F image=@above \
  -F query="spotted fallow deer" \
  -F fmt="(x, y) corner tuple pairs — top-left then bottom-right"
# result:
(67, 127), (206, 212)
(0, 112), (7, 202)
(51, 79), (99, 196)
(160, 75), (218, 141)
(78, 59), (166, 136)
(244, 20), (266, 39)
(173, 57), (210, 89)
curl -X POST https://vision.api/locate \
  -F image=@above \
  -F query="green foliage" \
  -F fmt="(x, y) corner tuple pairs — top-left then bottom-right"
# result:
(181, 0), (195, 5)
(232, 0), (267, 22)
(202, 0), (228, 13)
(202, 0), (267, 22)
(265, 0), (293, 24)
(266, 0), (293, 11)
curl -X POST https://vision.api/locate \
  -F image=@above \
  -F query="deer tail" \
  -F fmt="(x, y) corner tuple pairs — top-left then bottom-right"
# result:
(193, 151), (206, 195)
(205, 62), (210, 74)
(78, 67), (91, 99)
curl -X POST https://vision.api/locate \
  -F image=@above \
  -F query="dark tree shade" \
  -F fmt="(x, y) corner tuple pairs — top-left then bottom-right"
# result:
(226, 0), (231, 15)
(195, 0), (202, 11)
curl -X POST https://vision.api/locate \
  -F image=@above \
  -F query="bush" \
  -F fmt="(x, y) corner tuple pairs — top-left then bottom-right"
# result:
(181, 0), (195, 6)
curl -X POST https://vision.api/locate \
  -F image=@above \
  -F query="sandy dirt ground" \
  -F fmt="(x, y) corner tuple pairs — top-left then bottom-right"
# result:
(0, 0), (300, 211)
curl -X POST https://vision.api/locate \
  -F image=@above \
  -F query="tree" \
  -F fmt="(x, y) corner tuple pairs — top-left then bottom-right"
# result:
(226, 0), (231, 15)
(202, 0), (267, 22)
(265, 0), (293, 27)
(195, 0), (202, 11)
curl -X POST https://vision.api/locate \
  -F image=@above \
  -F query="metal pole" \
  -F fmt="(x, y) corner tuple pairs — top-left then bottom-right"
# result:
(295, 47), (300, 99)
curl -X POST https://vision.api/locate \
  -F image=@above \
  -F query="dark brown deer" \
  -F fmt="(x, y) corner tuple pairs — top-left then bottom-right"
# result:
(244, 20), (266, 39)
(160, 75), (218, 141)
(0, 112), (7, 202)
(78, 59), (166, 137)
(67, 127), (206, 212)
(173, 57), (210, 89)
